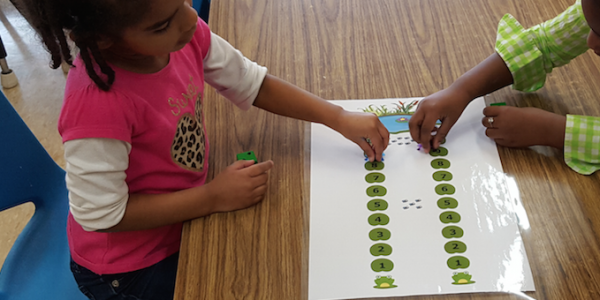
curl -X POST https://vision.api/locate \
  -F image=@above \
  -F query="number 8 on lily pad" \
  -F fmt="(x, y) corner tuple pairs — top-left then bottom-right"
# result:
(431, 159), (451, 169)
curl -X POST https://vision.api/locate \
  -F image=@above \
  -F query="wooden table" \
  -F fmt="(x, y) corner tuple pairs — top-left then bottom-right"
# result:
(175, 0), (600, 299)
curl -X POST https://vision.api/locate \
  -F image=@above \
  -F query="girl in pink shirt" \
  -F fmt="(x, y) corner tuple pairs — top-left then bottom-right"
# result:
(19, 0), (390, 299)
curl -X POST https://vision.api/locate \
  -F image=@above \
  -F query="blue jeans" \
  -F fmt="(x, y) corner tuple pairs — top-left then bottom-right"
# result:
(70, 252), (179, 300)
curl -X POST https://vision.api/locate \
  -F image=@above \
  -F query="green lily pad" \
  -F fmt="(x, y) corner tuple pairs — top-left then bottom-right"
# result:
(447, 256), (470, 269)
(429, 147), (448, 157)
(367, 185), (387, 197)
(435, 184), (455, 195)
(371, 258), (394, 272)
(440, 211), (461, 223)
(368, 213), (390, 226)
(444, 241), (467, 253)
(431, 159), (451, 169)
(370, 243), (393, 256)
(369, 228), (391, 241)
(365, 172), (386, 183)
(432, 171), (453, 182)
(441, 226), (464, 238)
(365, 161), (384, 170)
(437, 197), (458, 209)
(367, 199), (388, 211)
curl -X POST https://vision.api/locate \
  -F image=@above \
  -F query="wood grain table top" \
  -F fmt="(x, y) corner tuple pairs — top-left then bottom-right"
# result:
(175, 1), (600, 299)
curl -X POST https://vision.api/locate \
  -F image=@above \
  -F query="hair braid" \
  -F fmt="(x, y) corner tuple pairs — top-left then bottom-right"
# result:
(18, 0), (148, 91)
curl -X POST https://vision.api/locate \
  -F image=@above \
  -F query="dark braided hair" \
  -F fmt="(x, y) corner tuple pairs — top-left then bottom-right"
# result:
(20, 0), (149, 91)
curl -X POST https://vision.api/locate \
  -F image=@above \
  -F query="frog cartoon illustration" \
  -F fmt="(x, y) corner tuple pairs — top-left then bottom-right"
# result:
(451, 272), (475, 285)
(373, 275), (398, 289)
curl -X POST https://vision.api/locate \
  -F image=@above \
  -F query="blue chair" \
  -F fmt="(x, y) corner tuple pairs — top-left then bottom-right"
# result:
(194, 0), (211, 23)
(0, 91), (85, 299)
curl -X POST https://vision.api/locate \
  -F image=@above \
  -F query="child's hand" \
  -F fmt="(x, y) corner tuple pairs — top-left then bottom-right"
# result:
(482, 106), (565, 148)
(409, 88), (471, 153)
(207, 160), (274, 213)
(333, 110), (389, 162)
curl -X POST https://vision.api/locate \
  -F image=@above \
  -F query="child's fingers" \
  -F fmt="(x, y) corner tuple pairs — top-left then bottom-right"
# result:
(378, 123), (390, 151)
(483, 106), (501, 116)
(418, 115), (438, 153)
(251, 184), (268, 198)
(485, 128), (502, 139)
(358, 139), (376, 162)
(408, 110), (424, 143)
(250, 173), (269, 187)
(231, 159), (256, 170)
(368, 135), (385, 162)
(246, 160), (274, 176)
(432, 119), (455, 149)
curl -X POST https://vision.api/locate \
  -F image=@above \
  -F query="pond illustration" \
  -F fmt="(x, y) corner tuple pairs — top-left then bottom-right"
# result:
(361, 100), (439, 134)
(379, 115), (412, 134)
(361, 100), (417, 134)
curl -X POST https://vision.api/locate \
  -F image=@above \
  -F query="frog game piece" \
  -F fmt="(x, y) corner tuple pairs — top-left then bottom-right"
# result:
(373, 275), (398, 289)
(236, 151), (258, 163)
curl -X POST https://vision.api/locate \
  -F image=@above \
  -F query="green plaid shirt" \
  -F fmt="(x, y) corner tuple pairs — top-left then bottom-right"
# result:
(495, 0), (600, 174)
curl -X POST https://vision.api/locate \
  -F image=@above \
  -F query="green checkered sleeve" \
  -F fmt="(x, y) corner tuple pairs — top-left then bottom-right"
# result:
(565, 115), (600, 175)
(495, 0), (590, 92)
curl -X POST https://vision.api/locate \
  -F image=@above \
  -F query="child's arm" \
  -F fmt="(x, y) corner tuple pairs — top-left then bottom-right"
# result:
(65, 139), (274, 232)
(203, 32), (388, 162)
(252, 75), (389, 162)
(410, 0), (590, 153)
(103, 160), (274, 232)
(409, 54), (513, 152)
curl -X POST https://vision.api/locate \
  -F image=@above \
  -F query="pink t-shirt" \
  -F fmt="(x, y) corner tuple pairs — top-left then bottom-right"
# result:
(60, 19), (212, 274)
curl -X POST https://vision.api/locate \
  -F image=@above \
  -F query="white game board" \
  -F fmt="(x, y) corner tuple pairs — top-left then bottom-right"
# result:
(308, 98), (535, 300)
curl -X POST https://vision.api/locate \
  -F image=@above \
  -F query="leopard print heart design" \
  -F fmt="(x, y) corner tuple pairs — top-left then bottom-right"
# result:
(170, 95), (206, 172)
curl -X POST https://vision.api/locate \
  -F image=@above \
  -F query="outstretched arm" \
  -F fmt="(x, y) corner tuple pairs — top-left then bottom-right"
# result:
(253, 74), (390, 162)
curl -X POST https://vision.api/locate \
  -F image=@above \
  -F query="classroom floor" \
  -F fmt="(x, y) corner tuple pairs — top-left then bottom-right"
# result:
(0, 0), (67, 268)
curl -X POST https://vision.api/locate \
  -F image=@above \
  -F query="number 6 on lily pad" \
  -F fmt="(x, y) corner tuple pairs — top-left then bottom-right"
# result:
(435, 184), (455, 195)
(367, 185), (387, 197)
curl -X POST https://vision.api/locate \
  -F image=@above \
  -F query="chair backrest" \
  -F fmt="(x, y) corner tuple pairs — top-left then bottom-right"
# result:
(194, 0), (211, 23)
(0, 91), (86, 299)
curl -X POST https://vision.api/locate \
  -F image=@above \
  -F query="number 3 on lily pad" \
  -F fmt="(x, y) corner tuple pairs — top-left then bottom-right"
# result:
(369, 228), (391, 241)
